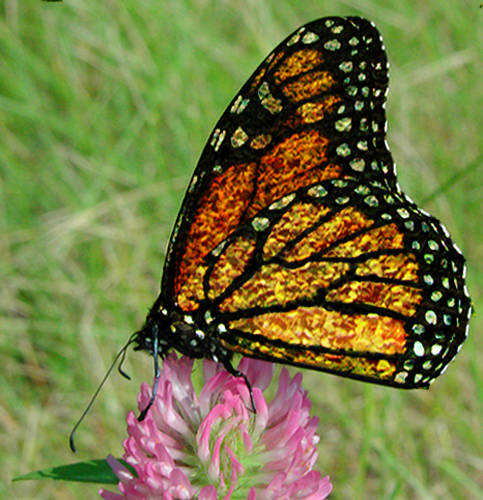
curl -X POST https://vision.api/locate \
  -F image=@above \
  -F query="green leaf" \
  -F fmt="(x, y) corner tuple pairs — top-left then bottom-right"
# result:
(13, 458), (134, 484)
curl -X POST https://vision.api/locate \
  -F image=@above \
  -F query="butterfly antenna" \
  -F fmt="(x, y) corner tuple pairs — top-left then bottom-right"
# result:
(138, 324), (160, 421)
(69, 334), (137, 453)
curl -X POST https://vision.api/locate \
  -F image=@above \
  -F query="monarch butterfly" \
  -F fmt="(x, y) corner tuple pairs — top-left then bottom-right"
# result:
(132, 16), (471, 416)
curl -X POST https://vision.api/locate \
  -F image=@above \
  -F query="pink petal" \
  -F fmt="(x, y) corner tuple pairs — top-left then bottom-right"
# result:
(199, 485), (218, 500)
(105, 454), (134, 483)
(98, 488), (124, 500)
(247, 487), (257, 500)
(238, 358), (274, 391)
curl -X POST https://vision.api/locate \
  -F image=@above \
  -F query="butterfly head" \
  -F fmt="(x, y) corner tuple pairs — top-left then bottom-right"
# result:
(134, 307), (216, 361)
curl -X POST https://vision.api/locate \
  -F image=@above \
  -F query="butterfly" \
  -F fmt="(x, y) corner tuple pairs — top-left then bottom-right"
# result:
(133, 16), (471, 414)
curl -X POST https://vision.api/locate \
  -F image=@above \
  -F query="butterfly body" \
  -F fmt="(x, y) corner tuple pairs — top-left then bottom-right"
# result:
(134, 16), (471, 394)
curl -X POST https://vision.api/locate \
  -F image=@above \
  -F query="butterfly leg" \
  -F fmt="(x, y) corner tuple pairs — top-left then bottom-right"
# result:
(138, 323), (160, 421)
(221, 357), (257, 413)
(117, 338), (132, 380)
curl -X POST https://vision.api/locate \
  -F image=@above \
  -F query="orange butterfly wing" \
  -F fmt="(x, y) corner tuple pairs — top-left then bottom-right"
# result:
(203, 178), (470, 387)
(161, 17), (396, 311)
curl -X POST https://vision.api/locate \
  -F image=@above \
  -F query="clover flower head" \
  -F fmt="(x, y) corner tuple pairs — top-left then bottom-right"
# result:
(99, 354), (332, 499)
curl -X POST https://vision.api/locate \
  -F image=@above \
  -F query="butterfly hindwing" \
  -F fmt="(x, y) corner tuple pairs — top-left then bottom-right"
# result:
(199, 178), (471, 388)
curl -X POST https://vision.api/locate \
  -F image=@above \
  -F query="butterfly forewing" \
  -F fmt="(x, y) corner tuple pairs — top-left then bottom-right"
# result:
(162, 17), (396, 310)
(141, 16), (471, 390)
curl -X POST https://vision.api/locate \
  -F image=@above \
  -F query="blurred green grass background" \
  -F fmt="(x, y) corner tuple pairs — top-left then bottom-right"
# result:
(1, 0), (481, 498)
